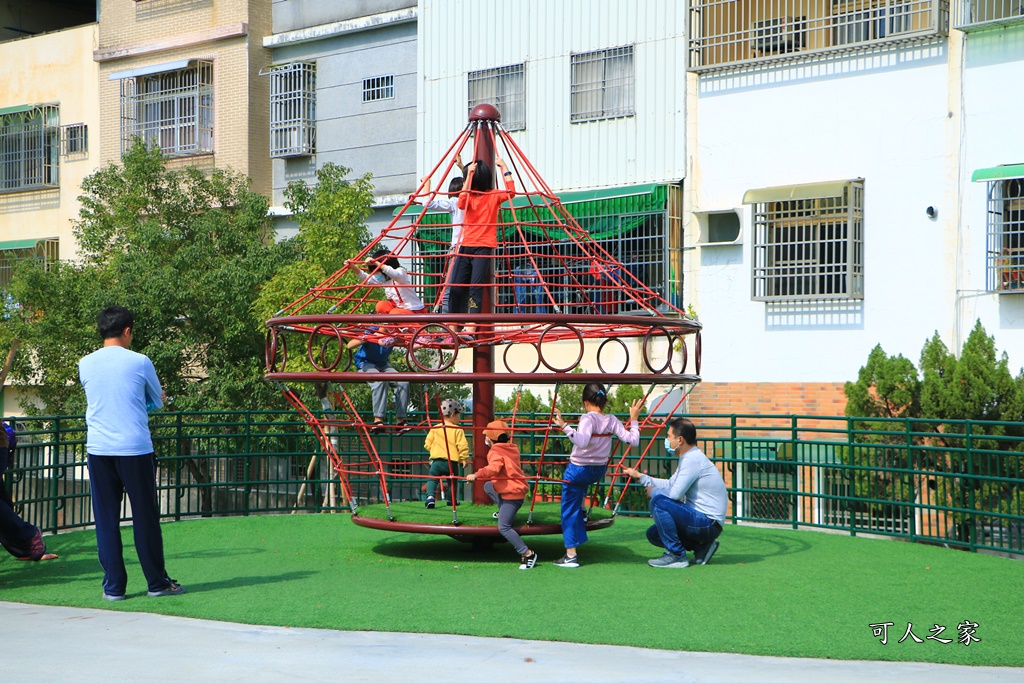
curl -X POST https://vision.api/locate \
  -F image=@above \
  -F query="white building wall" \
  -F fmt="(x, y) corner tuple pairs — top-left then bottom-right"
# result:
(693, 31), (1024, 385)
(958, 25), (1024, 367)
(419, 0), (687, 191)
(695, 42), (954, 383)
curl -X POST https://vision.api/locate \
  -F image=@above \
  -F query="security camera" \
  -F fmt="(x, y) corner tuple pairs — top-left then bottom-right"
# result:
(926, 206), (937, 219)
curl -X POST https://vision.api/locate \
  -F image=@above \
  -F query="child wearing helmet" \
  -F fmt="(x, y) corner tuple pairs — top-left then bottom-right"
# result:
(423, 399), (470, 508)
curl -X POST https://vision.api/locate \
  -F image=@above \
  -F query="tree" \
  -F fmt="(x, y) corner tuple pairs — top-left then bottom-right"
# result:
(5, 142), (292, 414)
(843, 344), (920, 419)
(253, 163), (374, 323)
(844, 322), (1024, 540)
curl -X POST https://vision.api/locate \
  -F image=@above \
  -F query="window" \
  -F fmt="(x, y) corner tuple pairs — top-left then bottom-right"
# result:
(266, 62), (316, 158)
(833, 1), (913, 44)
(362, 75), (394, 103)
(954, 0), (1024, 29)
(0, 105), (59, 193)
(0, 238), (58, 288)
(570, 45), (634, 123)
(468, 63), (526, 131)
(748, 180), (864, 302)
(60, 123), (88, 156)
(495, 184), (678, 314)
(688, 0), (946, 72)
(986, 177), (1024, 293)
(119, 60), (213, 157)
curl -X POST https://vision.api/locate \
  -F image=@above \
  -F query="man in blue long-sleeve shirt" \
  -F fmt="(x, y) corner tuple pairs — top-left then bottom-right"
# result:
(79, 306), (184, 600)
(623, 417), (727, 569)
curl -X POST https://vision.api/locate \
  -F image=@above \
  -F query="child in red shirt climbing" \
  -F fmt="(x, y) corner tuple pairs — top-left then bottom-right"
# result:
(447, 156), (515, 336)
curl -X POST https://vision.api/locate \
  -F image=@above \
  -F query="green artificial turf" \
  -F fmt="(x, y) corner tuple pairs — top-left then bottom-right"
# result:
(2, 512), (1022, 667)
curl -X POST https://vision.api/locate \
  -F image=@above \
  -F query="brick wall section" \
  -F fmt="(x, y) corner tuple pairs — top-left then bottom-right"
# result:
(96, 1), (272, 197)
(688, 381), (848, 418)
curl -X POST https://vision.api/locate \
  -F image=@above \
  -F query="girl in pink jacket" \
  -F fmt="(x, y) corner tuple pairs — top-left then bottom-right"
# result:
(550, 384), (643, 568)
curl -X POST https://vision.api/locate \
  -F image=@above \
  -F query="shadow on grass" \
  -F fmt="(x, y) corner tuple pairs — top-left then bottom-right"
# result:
(179, 570), (319, 594)
(369, 532), (648, 565)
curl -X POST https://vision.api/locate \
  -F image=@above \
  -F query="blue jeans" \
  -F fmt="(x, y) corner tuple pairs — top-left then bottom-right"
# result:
(560, 463), (607, 550)
(88, 453), (173, 596)
(646, 492), (721, 557)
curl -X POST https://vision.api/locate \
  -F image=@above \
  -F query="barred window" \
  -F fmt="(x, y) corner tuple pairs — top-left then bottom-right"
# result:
(60, 123), (88, 157)
(749, 180), (864, 302)
(362, 75), (394, 103)
(570, 46), (634, 123)
(0, 105), (59, 193)
(954, 0), (1024, 29)
(688, 0), (947, 72)
(985, 178), (1024, 293)
(119, 60), (213, 157)
(0, 238), (59, 288)
(266, 62), (316, 158)
(468, 63), (526, 131)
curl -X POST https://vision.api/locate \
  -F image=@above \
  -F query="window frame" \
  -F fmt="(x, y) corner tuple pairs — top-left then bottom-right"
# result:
(362, 75), (395, 103)
(749, 180), (865, 302)
(119, 60), (214, 157)
(266, 61), (316, 158)
(985, 177), (1024, 293)
(570, 45), (635, 123)
(468, 63), (526, 132)
(0, 105), (60, 194)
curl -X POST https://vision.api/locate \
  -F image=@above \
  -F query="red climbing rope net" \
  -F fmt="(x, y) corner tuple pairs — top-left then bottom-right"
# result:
(265, 104), (703, 528)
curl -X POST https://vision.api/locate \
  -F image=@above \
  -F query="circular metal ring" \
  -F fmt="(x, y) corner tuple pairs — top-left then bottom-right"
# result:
(596, 337), (630, 375)
(266, 328), (287, 372)
(694, 331), (702, 376)
(642, 326), (673, 374)
(676, 332), (689, 375)
(503, 342), (541, 375)
(308, 325), (345, 372)
(407, 323), (458, 373)
(265, 329), (277, 372)
(538, 323), (584, 373)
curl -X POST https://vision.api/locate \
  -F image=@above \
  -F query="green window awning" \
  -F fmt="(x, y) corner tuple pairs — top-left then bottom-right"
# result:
(397, 183), (669, 243)
(0, 238), (48, 251)
(0, 104), (37, 117)
(971, 164), (1024, 182)
(743, 180), (853, 204)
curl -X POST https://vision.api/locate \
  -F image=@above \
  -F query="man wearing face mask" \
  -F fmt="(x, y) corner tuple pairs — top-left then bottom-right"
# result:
(622, 417), (727, 569)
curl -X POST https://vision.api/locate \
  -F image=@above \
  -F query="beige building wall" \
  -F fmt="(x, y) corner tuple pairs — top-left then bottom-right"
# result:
(94, 0), (272, 197)
(0, 23), (100, 259)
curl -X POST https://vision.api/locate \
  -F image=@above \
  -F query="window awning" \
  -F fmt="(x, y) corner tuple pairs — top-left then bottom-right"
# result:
(971, 164), (1024, 183)
(506, 182), (663, 210)
(0, 104), (38, 117)
(0, 238), (49, 251)
(109, 59), (193, 81)
(743, 180), (852, 204)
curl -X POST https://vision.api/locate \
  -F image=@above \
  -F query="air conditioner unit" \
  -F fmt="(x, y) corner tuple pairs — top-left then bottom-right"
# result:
(751, 16), (806, 53)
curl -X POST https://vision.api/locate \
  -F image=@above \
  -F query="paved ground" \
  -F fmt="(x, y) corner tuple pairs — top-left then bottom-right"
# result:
(2, 601), (1021, 683)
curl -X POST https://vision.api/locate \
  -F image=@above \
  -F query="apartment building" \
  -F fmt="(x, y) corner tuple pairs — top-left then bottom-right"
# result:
(418, 0), (689, 381)
(94, 0), (273, 196)
(0, 3), (100, 414)
(686, 0), (1024, 415)
(264, 0), (418, 238)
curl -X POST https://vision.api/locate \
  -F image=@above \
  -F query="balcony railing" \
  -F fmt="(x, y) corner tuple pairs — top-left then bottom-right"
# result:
(688, 0), (949, 72)
(954, 0), (1024, 30)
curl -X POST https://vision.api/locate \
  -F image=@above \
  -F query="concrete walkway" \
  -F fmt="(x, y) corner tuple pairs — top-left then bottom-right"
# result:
(1, 601), (1020, 683)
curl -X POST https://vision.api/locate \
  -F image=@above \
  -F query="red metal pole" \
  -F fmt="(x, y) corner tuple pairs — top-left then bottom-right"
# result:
(467, 105), (500, 503)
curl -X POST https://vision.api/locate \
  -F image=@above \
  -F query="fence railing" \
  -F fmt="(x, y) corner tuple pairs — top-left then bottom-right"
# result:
(3, 411), (1022, 556)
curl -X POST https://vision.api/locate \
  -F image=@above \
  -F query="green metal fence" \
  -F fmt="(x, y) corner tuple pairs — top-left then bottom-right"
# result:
(3, 411), (1022, 556)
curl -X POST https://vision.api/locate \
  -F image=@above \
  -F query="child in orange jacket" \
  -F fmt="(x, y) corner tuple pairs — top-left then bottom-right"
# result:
(466, 420), (538, 569)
